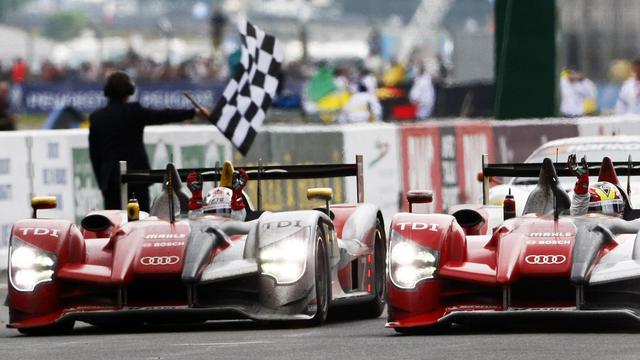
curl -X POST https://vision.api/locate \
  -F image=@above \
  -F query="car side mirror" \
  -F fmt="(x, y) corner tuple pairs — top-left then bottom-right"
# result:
(31, 196), (57, 218)
(307, 188), (333, 216)
(407, 190), (432, 213)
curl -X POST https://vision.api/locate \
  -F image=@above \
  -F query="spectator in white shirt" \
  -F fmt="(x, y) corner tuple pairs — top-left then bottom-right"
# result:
(615, 60), (640, 115)
(359, 67), (378, 95)
(409, 65), (435, 119)
(560, 69), (597, 117)
(337, 84), (382, 124)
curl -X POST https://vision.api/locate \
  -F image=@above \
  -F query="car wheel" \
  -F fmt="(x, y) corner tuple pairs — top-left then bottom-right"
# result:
(306, 227), (330, 326)
(17, 320), (75, 336)
(356, 219), (386, 318)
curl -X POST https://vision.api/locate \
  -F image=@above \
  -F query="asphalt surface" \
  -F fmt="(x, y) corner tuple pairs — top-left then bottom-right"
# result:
(2, 277), (640, 360)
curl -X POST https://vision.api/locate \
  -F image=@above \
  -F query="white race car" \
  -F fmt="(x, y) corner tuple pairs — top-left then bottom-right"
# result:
(488, 136), (640, 215)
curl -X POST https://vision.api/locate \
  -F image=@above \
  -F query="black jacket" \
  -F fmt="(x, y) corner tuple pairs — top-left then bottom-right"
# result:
(89, 100), (195, 193)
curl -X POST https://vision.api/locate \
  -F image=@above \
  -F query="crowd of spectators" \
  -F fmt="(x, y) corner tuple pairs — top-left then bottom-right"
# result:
(297, 54), (440, 123)
(0, 45), (446, 127)
(0, 50), (232, 84)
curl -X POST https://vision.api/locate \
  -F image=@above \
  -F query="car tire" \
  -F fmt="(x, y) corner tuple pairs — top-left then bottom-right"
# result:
(305, 227), (330, 327)
(17, 320), (75, 336)
(355, 219), (386, 318)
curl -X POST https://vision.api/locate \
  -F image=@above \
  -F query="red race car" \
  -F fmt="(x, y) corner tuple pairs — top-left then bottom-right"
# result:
(387, 155), (640, 333)
(7, 157), (386, 335)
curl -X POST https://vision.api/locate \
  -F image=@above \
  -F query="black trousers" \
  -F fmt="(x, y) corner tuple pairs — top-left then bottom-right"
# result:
(102, 184), (150, 212)
(0, 122), (16, 131)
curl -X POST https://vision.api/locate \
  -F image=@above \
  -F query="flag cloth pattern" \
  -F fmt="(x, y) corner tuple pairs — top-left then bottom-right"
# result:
(209, 18), (284, 155)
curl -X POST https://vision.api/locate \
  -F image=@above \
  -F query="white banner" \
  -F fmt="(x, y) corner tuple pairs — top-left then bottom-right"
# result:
(0, 133), (31, 267)
(577, 115), (640, 136)
(341, 123), (401, 225)
(30, 131), (79, 221)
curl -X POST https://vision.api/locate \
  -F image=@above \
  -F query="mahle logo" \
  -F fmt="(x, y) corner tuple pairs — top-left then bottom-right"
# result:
(527, 232), (572, 237)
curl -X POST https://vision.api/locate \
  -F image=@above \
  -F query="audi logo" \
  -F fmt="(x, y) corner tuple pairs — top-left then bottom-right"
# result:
(140, 256), (180, 266)
(525, 255), (566, 265)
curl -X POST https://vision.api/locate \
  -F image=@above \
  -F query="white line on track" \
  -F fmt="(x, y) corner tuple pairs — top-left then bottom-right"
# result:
(170, 341), (272, 347)
(283, 331), (317, 337)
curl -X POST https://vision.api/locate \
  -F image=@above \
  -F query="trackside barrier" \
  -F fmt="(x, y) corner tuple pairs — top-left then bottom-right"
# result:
(2, 114), (640, 270)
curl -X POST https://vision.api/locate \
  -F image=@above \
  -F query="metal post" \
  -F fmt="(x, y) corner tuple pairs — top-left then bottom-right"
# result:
(167, 165), (175, 224)
(26, 136), (34, 203)
(257, 158), (263, 211)
(628, 155), (632, 196)
(214, 161), (220, 187)
(119, 161), (128, 211)
(482, 154), (489, 205)
(356, 155), (364, 203)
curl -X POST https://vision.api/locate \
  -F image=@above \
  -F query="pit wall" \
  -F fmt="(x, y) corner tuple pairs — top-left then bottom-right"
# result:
(0, 115), (637, 269)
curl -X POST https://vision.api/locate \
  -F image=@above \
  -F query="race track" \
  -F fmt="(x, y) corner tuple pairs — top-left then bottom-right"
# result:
(2, 285), (640, 360)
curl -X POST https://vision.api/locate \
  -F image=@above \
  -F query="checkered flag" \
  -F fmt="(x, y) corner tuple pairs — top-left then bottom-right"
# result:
(209, 18), (284, 155)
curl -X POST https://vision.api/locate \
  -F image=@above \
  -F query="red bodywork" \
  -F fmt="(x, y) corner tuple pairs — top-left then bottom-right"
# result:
(386, 209), (624, 330)
(8, 215), (196, 328)
(7, 203), (373, 331)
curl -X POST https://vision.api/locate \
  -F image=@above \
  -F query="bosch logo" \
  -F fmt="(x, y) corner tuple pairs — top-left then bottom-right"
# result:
(140, 256), (180, 266)
(142, 241), (185, 248)
(526, 240), (572, 245)
(525, 255), (566, 265)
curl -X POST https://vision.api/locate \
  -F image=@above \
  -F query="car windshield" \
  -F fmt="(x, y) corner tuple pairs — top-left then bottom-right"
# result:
(512, 142), (640, 187)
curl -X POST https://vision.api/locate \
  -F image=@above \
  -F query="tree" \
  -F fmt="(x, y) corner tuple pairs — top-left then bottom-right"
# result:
(43, 11), (89, 41)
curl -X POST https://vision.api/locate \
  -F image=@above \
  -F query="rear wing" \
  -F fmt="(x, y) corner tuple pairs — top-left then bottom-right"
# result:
(480, 154), (640, 205)
(119, 155), (364, 211)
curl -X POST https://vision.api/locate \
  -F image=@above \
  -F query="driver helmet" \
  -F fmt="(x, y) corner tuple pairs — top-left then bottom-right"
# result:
(588, 181), (625, 216)
(203, 187), (233, 216)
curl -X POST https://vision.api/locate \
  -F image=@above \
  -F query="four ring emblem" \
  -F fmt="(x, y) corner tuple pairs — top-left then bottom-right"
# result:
(140, 256), (180, 266)
(525, 255), (566, 265)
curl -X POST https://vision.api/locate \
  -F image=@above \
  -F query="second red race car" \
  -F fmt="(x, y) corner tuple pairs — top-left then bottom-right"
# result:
(387, 155), (640, 333)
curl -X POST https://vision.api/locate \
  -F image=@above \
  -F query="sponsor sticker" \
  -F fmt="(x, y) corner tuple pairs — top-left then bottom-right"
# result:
(527, 232), (573, 237)
(262, 220), (304, 230)
(396, 222), (439, 231)
(18, 227), (59, 238)
(526, 239), (571, 245)
(510, 307), (575, 311)
(140, 256), (180, 266)
(525, 254), (566, 265)
(144, 233), (186, 240)
(142, 241), (186, 248)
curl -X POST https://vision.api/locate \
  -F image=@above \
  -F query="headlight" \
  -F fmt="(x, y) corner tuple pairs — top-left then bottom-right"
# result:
(9, 237), (56, 292)
(388, 231), (438, 289)
(259, 226), (309, 284)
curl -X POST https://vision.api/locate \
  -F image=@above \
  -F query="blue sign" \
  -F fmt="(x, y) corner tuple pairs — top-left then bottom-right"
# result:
(16, 80), (303, 114)
(17, 81), (225, 114)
